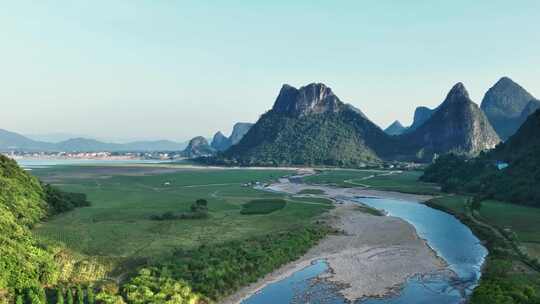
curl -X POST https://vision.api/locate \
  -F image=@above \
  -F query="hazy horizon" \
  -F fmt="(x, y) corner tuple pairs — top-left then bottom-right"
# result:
(2, 1), (539, 141)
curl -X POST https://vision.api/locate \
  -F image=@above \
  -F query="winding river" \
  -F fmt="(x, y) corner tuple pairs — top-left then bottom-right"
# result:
(242, 195), (487, 304)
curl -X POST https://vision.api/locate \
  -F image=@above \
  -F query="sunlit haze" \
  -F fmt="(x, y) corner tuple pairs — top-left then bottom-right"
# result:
(2, 1), (539, 141)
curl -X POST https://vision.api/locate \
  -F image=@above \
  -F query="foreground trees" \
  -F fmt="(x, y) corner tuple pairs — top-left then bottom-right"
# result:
(122, 226), (327, 303)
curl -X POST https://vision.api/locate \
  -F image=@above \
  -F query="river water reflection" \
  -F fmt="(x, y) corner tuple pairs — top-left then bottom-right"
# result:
(243, 197), (487, 304)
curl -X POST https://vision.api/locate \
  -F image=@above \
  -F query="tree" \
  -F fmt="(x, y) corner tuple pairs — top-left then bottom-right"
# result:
(76, 285), (84, 304)
(86, 286), (95, 304)
(66, 288), (73, 304)
(16, 295), (24, 304)
(191, 199), (209, 213)
(38, 287), (47, 304)
(56, 288), (64, 304)
(27, 289), (41, 304)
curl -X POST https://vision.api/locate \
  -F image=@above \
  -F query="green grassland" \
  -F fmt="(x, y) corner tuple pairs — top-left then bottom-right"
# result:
(356, 170), (441, 195)
(477, 200), (540, 260)
(297, 188), (326, 195)
(31, 166), (333, 268)
(303, 169), (440, 195)
(303, 169), (378, 187)
(240, 199), (287, 214)
(290, 196), (334, 205)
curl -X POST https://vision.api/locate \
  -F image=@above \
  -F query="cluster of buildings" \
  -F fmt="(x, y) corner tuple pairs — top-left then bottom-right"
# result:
(3, 151), (174, 161)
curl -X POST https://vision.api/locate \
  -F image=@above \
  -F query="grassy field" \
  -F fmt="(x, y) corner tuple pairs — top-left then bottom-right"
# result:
(303, 169), (440, 195)
(31, 166), (333, 266)
(297, 188), (326, 195)
(240, 199), (287, 214)
(477, 200), (540, 259)
(356, 170), (441, 195)
(303, 169), (378, 187)
(426, 195), (471, 215)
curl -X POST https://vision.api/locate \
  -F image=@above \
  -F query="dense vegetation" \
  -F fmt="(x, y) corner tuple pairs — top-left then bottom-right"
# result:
(240, 199), (287, 215)
(219, 110), (389, 167)
(151, 199), (209, 220)
(123, 226), (327, 302)
(31, 167), (331, 261)
(44, 185), (91, 214)
(0, 155), (91, 302)
(421, 152), (539, 206)
(421, 109), (540, 207)
(22, 166), (335, 303)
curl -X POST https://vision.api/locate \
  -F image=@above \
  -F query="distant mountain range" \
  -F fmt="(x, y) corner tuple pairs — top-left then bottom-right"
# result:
(211, 123), (253, 151)
(388, 77), (537, 142)
(4, 77), (537, 165)
(215, 80), (513, 166)
(421, 108), (540, 206)
(0, 130), (188, 152)
(398, 83), (500, 160)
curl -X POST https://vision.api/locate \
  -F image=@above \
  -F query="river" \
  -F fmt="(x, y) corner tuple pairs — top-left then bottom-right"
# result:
(242, 195), (487, 304)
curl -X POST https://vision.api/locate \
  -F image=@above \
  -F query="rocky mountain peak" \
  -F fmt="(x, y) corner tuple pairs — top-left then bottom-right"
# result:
(444, 82), (470, 104)
(481, 77), (535, 119)
(384, 120), (407, 136)
(272, 83), (344, 117)
(402, 83), (500, 160)
(211, 131), (230, 151)
(409, 106), (435, 131)
(183, 136), (215, 158)
(229, 122), (253, 145)
(480, 77), (537, 140)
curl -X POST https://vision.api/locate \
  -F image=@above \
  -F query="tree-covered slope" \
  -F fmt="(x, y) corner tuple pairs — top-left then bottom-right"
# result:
(222, 83), (394, 166)
(398, 83), (500, 161)
(421, 109), (540, 206)
(225, 110), (383, 166)
(0, 155), (91, 299)
(0, 155), (57, 293)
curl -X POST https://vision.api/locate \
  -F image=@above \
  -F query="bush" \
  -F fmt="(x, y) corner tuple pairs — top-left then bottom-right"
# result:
(120, 227), (328, 301)
(150, 199), (209, 221)
(240, 199), (287, 215)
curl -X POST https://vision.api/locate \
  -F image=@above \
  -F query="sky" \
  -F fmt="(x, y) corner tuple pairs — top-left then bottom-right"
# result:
(1, 1), (539, 142)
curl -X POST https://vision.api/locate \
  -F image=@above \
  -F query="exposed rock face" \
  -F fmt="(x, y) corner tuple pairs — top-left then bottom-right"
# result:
(519, 99), (540, 124)
(224, 83), (393, 166)
(400, 83), (501, 160)
(271, 83), (345, 117)
(210, 123), (253, 152)
(494, 109), (540, 162)
(229, 123), (253, 145)
(408, 106), (435, 131)
(210, 131), (230, 151)
(182, 136), (215, 158)
(480, 77), (538, 140)
(384, 121), (407, 136)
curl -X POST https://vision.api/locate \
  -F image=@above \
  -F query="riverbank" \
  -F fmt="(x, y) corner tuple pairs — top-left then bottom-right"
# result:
(221, 179), (447, 304)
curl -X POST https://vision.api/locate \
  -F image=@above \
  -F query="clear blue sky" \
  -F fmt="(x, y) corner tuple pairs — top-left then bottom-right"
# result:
(2, 0), (539, 141)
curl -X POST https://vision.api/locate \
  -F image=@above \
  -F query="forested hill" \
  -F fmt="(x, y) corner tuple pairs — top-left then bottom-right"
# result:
(0, 155), (90, 300)
(421, 109), (540, 206)
(221, 83), (395, 167)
